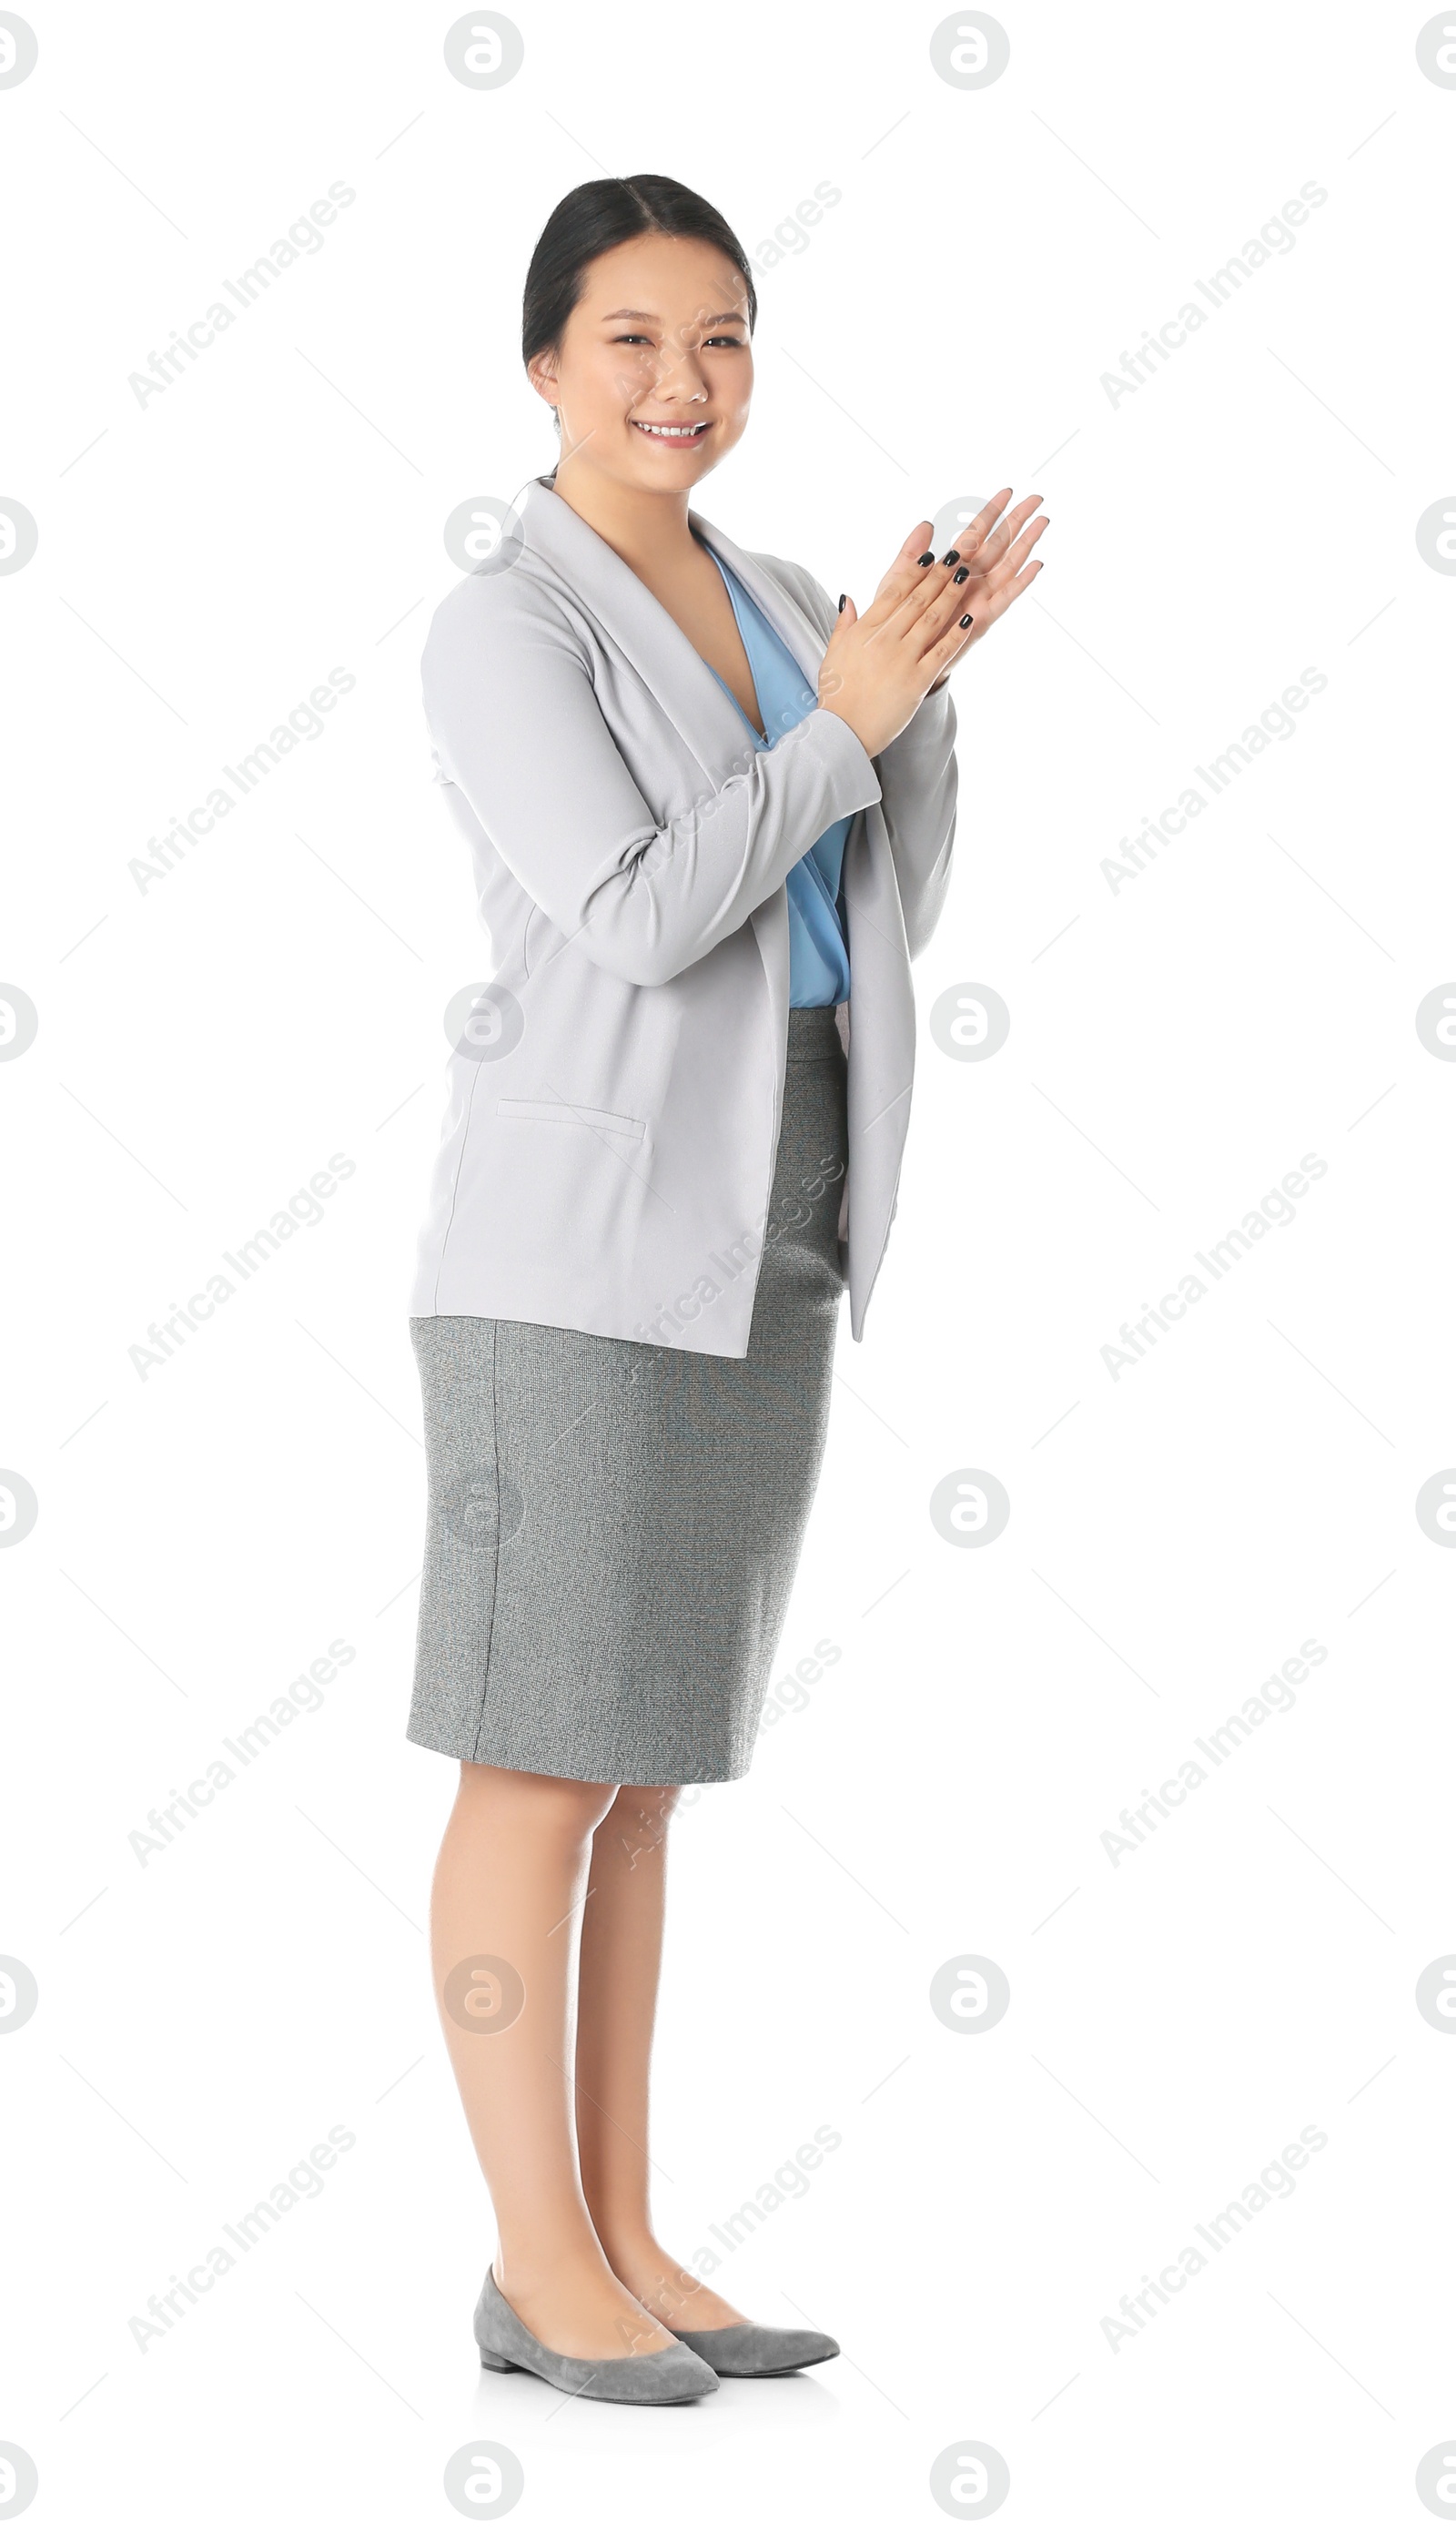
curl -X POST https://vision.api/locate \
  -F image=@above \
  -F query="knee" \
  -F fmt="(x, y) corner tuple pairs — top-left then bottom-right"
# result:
(457, 1762), (621, 1843)
(600, 1782), (682, 1859)
(606, 1781), (681, 1826)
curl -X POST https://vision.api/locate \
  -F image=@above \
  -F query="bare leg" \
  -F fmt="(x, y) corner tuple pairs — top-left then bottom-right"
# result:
(574, 1784), (750, 2333)
(430, 1760), (678, 2358)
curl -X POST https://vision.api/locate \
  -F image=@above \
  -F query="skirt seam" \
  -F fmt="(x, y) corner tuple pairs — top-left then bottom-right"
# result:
(468, 1318), (504, 1764)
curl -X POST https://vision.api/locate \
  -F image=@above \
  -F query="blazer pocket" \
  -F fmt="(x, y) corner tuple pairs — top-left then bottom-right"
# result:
(494, 1096), (647, 1141)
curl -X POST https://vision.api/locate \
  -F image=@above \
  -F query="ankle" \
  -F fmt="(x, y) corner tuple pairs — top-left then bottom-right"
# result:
(587, 2220), (661, 2273)
(493, 2243), (614, 2301)
(594, 2233), (710, 2314)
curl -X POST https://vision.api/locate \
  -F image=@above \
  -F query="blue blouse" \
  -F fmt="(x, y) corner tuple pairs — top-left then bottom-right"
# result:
(699, 545), (852, 1008)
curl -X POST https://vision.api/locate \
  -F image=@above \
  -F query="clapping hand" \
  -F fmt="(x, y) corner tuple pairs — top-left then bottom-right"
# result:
(818, 489), (1048, 756)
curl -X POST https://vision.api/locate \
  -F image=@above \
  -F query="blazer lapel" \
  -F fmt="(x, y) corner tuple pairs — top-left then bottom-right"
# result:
(684, 511), (828, 691)
(518, 476), (808, 1061)
(519, 478), (759, 774)
(682, 509), (850, 1063)
(519, 478), (839, 749)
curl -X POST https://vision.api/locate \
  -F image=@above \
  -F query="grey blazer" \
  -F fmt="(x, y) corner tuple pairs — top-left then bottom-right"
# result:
(410, 474), (958, 1356)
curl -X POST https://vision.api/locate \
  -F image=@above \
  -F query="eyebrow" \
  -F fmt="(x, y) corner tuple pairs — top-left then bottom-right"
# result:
(597, 308), (747, 325)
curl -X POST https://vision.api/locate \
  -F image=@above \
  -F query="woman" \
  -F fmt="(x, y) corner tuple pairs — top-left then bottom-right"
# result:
(406, 173), (1047, 2405)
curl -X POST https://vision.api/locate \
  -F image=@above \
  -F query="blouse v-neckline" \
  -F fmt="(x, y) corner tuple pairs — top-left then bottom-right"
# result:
(698, 542), (770, 741)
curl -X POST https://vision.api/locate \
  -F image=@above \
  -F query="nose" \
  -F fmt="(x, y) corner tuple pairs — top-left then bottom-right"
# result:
(649, 333), (710, 403)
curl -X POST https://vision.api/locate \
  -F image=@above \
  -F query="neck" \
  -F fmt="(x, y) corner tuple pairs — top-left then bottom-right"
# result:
(545, 451), (702, 576)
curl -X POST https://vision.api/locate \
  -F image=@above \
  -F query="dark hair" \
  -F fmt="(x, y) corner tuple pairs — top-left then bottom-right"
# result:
(521, 174), (757, 438)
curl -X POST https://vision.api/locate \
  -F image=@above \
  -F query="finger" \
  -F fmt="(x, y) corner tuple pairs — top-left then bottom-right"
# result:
(961, 554), (1045, 643)
(925, 597), (980, 670)
(966, 493), (1044, 577)
(907, 546), (993, 659)
(876, 513), (999, 643)
(895, 489), (1029, 629)
(862, 519), (938, 622)
(877, 518), (935, 586)
(933, 543), (1046, 673)
(925, 619), (976, 683)
(945, 488), (1014, 557)
(873, 492), (1012, 626)
(868, 489), (1030, 642)
(974, 512), (1051, 597)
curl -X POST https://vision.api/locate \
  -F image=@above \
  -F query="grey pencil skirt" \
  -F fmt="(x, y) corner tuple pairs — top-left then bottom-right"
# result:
(405, 1003), (848, 1785)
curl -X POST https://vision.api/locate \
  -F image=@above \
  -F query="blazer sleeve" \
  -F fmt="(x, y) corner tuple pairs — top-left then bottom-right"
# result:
(770, 555), (958, 963)
(870, 682), (958, 960)
(420, 571), (884, 989)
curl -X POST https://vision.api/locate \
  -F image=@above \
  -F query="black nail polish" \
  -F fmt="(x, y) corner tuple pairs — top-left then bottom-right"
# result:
(915, 551), (935, 566)
(940, 548), (960, 565)
(837, 592), (846, 612)
(959, 613), (973, 629)
(953, 566), (969, 584)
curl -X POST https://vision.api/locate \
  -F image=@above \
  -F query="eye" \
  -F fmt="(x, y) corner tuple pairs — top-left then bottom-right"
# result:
(610, 332), (745, 349)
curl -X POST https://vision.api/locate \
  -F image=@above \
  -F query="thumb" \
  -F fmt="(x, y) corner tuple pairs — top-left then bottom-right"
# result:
(837, 592), (857, 623)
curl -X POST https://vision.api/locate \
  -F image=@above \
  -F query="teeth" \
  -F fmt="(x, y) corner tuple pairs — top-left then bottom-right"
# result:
(634, 421), (705, 438)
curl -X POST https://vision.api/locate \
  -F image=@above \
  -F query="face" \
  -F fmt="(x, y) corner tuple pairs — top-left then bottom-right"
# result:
(528, 231), (753, 492)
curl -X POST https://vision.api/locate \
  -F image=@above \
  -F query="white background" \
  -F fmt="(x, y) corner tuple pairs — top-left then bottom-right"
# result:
(4, 1), (1455, 2524)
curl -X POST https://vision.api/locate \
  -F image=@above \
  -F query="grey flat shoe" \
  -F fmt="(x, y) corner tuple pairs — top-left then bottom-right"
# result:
(669, 2320), (841, 2377)
(473, 2266), (719, 2405)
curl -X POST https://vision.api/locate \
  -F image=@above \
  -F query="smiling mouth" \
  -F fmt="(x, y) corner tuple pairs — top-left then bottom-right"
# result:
(631, 418), (712, 441)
